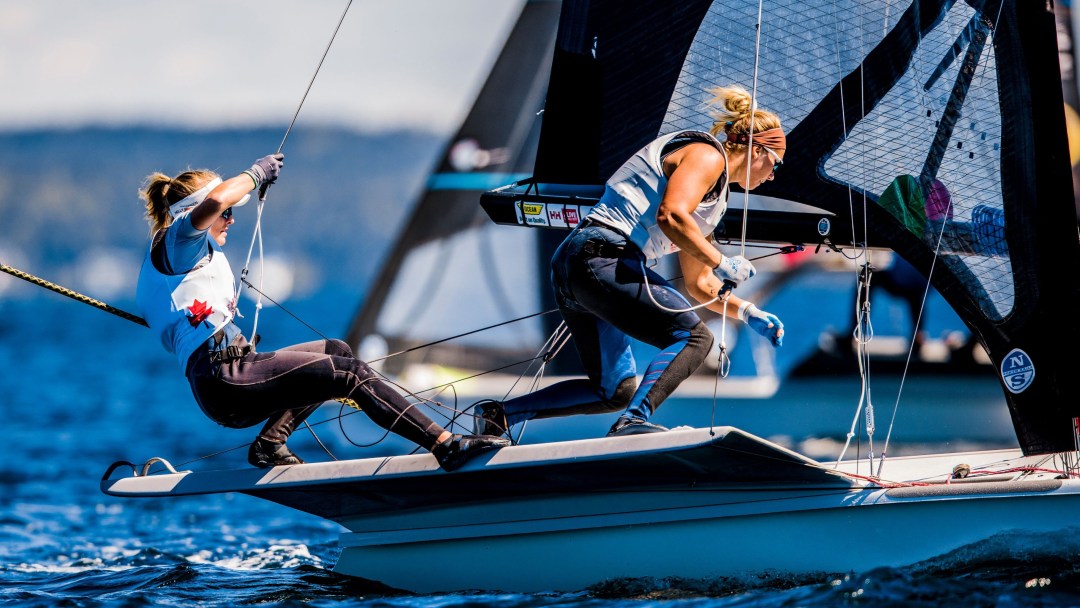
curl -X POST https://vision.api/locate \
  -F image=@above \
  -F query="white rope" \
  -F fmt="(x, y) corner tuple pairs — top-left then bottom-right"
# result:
(232, 0), (354, 341)
(742, 0), (765, 253)
(828, 0), (873, 470)
(638, 259), (735, 380)
(640, 259), (720, 313)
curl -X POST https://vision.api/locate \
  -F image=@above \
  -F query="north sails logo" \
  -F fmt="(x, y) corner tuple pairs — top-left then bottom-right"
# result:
(1000, 348), (1035, 394)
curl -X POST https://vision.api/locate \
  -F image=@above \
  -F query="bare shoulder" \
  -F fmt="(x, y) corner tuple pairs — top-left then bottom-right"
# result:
(667, 141), (726, 179)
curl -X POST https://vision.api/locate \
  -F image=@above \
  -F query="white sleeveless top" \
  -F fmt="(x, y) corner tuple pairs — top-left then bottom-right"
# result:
(588, 130), (730, 260)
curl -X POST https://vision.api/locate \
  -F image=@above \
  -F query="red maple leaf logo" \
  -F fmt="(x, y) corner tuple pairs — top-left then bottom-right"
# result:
(186, 299), (214, 326)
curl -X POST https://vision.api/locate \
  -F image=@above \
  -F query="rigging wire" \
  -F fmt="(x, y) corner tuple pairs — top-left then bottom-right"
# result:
(706, 0), (766, 434)
(366, 308), (559, 364)
(275, 0), (354, 155)
(833, 0), (876, 471)
(875, 0), (1007, 479)
(740, 0), (766, 257)
(234, 0), (354, 341)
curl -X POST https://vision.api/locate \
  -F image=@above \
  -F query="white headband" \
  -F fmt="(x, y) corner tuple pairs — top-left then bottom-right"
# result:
(167, 177), (250, 219)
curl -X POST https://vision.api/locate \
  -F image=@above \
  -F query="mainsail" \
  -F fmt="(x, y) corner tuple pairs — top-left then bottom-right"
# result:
(498, 0), (1080, 455)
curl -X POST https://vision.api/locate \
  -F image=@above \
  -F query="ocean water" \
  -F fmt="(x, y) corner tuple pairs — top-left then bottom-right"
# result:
(2, 292), (1079, 607)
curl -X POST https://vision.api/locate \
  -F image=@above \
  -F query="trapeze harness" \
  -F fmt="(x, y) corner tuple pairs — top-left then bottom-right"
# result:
(560, 130), (729, 419)
(135, 213), (244, 373)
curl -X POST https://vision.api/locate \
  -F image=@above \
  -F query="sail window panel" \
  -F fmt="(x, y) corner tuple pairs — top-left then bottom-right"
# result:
(821, 2), (1013, 321)
(663, 0), (892, 135)
(375, 225), (546, 349)
(661, 0), (1014, 321)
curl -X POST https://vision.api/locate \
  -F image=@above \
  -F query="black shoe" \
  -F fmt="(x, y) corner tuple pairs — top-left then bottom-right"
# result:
(248, 438), (305, 468)
(432, 434), (511, 472)
(606, 415), (669, 437)
(472, 400), (509, 438)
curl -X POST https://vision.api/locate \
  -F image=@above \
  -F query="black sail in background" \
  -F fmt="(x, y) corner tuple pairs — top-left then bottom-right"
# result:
(344, 0), (562, 374)
(528, 0), (1080, 454)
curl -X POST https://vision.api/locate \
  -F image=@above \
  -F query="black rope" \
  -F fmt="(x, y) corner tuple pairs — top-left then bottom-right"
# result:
(1, 262), (148, 327)
(241, 278), (333, 340)
(136, 239), (814, 470)
(366, 309), (560, 364)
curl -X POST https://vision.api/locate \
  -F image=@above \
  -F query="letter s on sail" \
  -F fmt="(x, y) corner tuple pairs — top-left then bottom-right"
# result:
(1000, 348), (1035, 394)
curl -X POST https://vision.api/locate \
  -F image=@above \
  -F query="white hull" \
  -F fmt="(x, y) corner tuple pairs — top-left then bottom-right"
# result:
(337, 486), (1075, 593)
(102, 427), (1077, 592)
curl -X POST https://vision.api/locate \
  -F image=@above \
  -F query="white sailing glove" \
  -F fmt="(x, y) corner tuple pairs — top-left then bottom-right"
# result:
(713, 253), (756, 285)
(738, 301), (784, 347)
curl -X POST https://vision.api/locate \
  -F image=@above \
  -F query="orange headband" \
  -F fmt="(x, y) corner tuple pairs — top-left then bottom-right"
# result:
(726, 127), (786, 151)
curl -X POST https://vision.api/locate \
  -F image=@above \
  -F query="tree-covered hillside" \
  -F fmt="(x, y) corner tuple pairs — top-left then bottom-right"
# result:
(0, 126), (443, 303)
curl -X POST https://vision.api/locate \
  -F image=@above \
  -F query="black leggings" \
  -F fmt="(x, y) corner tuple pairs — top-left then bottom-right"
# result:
(187, 338), (444, 449)
(502, 222), (714, 425)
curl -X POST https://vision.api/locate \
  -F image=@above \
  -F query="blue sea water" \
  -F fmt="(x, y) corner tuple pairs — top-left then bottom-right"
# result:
(2, 290), (1079, 607)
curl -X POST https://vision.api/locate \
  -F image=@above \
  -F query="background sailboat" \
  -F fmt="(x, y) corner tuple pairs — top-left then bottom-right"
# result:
(344, 0), (562, 379)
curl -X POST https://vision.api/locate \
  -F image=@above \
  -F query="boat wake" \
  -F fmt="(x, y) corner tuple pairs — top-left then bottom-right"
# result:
(587, 529), (1080, 604)
(912, 527), (1080, 579)
(6, 541), (329, 575)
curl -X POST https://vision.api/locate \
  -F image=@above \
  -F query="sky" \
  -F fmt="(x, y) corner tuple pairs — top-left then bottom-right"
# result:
(0, 0), (523, 134)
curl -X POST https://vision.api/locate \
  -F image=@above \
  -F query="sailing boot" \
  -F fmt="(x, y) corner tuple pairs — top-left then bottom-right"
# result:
(432, 434), (511, 472)
(606, 415), (668, 437)
(248, 437), (305, 468)
(472, 399), (509, 438)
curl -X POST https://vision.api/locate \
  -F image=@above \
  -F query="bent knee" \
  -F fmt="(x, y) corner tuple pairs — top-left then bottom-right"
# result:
(599, 376), (637, 412)
(674, 321), (714, 370)
(691, 321), (714, 352)
(328, 339), (354, 357)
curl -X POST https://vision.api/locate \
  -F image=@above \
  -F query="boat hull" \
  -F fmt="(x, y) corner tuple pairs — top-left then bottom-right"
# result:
(333, 478), (1076, 592)
(101, 427), (1077, 593)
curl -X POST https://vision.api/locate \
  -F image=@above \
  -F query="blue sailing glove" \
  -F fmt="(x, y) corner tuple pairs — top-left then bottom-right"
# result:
(713, 254), (756, 286)
(740, 302), (784, 347)
(243, 153), (285, 189)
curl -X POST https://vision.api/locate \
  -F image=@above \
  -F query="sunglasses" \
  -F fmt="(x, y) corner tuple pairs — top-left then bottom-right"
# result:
(759, 145), (784, 174)
(220, 207), (233, 220)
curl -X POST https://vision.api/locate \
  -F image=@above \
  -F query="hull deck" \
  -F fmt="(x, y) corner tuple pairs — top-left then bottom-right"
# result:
(101, 427), (1079, 592)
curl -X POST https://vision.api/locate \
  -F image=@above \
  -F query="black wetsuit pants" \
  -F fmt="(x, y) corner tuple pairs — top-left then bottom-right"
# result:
(186, 337), (444, 449)
(501, 221), (713, 425)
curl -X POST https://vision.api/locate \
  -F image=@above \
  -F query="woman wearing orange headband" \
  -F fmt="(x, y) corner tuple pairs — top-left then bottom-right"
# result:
(477, 85), (787, 438)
